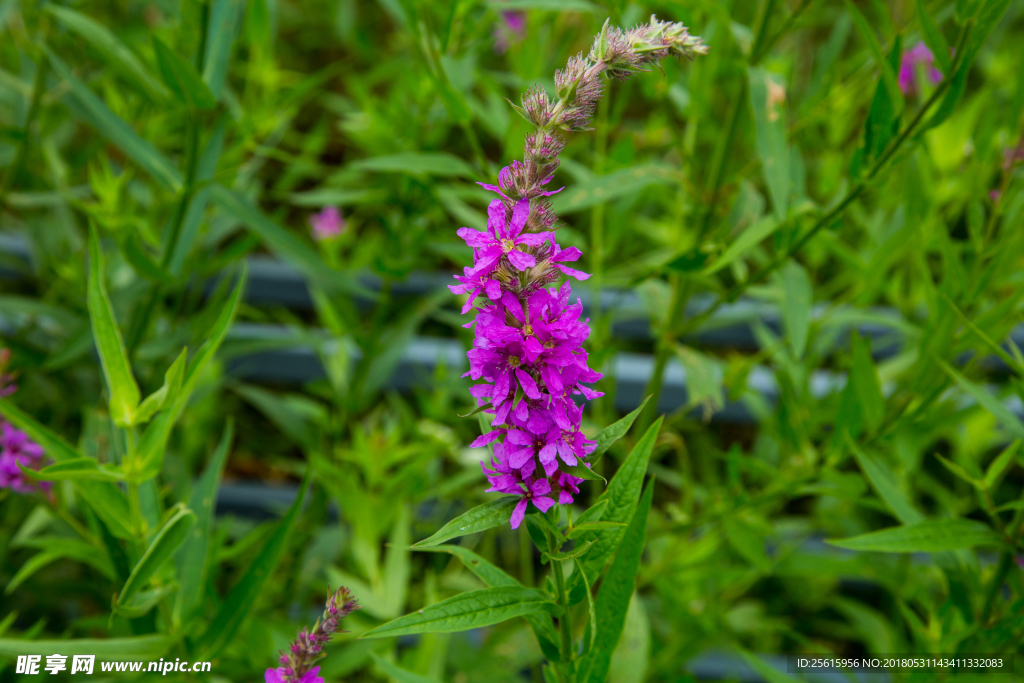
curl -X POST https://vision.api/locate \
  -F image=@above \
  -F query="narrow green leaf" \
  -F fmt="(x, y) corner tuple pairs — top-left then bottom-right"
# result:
(44, 6), (169, 102)
(861, 37), (902, 164)
(351, 152), (475, 178)
(117, 506), (195, 606)
(414, 545), (518, 587)
(567, 522), (625, 540)
(848, 437), (924, 525)
(781, 261), (812, 357)
(587, 396), (651, 467)
(360, 587), (555, 639)
(173, 420), (233, 626)
(6, 539), (115, 594)
(203, 0), (244, 99)
(413, 546), (560, 661)
(984, 440), (1020, 490)
(827, 518), (1004, 552)
(199, 471), (310, 658)
(578, 480), (654, 683)
(152, 37), (216, 109)
(569, 417), (662, 604)
(916, 0), (952, 73)
(20, 457), (124, 482)
(575, 499), (608, 526)
(133, 348), (187, 425)
(44, 48), (182, 191)
(121, 234), (174, 284)
(842, 0), (903, 112)
(933, 452), (980, 488)
(87, 227), (140, 427)
(575, 557), (598, 656)
(560, 463), (605, 483)
(369, 653), (441, 683)
(940, 360), (1024, 440)
(747, 68), (791, 219)
(133, 269), (245, 481)
(737, 650), (802, 683)
(702, 216), (780, 276)
(0, 636), (170, 658)
(412, 497), (519, 547)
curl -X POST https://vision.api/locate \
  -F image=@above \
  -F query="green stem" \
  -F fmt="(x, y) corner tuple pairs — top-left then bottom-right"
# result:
(0, 56), (48, 203)
(979, 552), (1012, 626)
(547, 530), (574, 667)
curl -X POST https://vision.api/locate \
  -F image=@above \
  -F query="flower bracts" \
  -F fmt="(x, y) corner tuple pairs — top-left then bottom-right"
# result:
(454, 16), (706, 528)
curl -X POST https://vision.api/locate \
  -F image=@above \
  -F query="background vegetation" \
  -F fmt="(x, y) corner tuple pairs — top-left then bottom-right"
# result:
(1, 0), (1023, 681)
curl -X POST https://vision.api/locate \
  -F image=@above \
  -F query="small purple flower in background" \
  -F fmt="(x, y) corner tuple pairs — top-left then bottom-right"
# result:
(899, 42), (943, 95)
(266, 586), (359, 683)
(456, 16), (706, 528)
(309, 206), (345, 241)
(494, 9), (526, 54)
(0, 349), (49, 495)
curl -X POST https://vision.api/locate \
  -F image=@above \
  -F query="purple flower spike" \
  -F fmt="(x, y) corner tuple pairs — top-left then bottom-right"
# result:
(309, 207), (345, 241)
(267, 587), (359, 683)
(457, 16), (705, 528)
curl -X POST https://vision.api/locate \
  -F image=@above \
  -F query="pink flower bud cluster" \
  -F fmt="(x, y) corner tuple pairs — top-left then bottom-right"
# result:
(498, 15), (706, 233)
(452, 16), (705, 529)
(265, 586), (359, 683)
(0, 349), (49, 495)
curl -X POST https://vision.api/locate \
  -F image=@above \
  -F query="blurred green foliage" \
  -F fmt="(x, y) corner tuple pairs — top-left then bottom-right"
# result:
(1, 0), (1023, 681)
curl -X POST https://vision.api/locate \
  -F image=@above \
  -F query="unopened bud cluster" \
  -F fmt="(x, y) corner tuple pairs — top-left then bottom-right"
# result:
(265, 587), (359, 683)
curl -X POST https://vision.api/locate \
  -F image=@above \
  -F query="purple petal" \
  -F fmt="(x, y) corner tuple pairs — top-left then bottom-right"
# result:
(478, 182), (510, 200)
(484, 279), (503, 300)
(509, 199), (530, 238)
(507, 250), (537, 270)
(457, 227), (493, 248)
(516, 369), (542, 399)
(510, 498), (529, 529)
(471, 430), (505, 448)
(556, 264), (590, 280)
(532, 495), (556, 513)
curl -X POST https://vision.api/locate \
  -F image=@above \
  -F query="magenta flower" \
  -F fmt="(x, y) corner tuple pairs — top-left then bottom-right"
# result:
(899, 42), (943, 95)
(266, 667), (323, 683)
(267, 587), (359, 683)
(0, 424), (49, 494)
(511, 477), (556, 529)
(457, 199), (552, 275)
(309, 207), (345, 241)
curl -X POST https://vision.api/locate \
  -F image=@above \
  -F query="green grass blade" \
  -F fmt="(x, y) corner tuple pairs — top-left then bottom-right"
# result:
(87, 226), (140, 427)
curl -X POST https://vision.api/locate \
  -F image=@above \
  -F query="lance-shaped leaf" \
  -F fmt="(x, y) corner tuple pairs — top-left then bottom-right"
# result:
(87, 227), (140, 427)
(578, 480), (654, 683)
(0, 636), (170, 658)
(412, 497), (518, 547)
(133, 348), (187, 425)
(569, 417), (662, 604)
(117, 506), (195, 606)
(20, 457), (125, 482)
(203, 0), (245, 99)
(413, 546), (560, 660)
(132, 268), (246, 480)
(369, 653), (442, 683)
(199, 471), (310, 658)
(827, 518), (1005, 553)
(152, 37), (216, 109)
(174, 421), (233, 626)
(360, 587), (556, 639)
